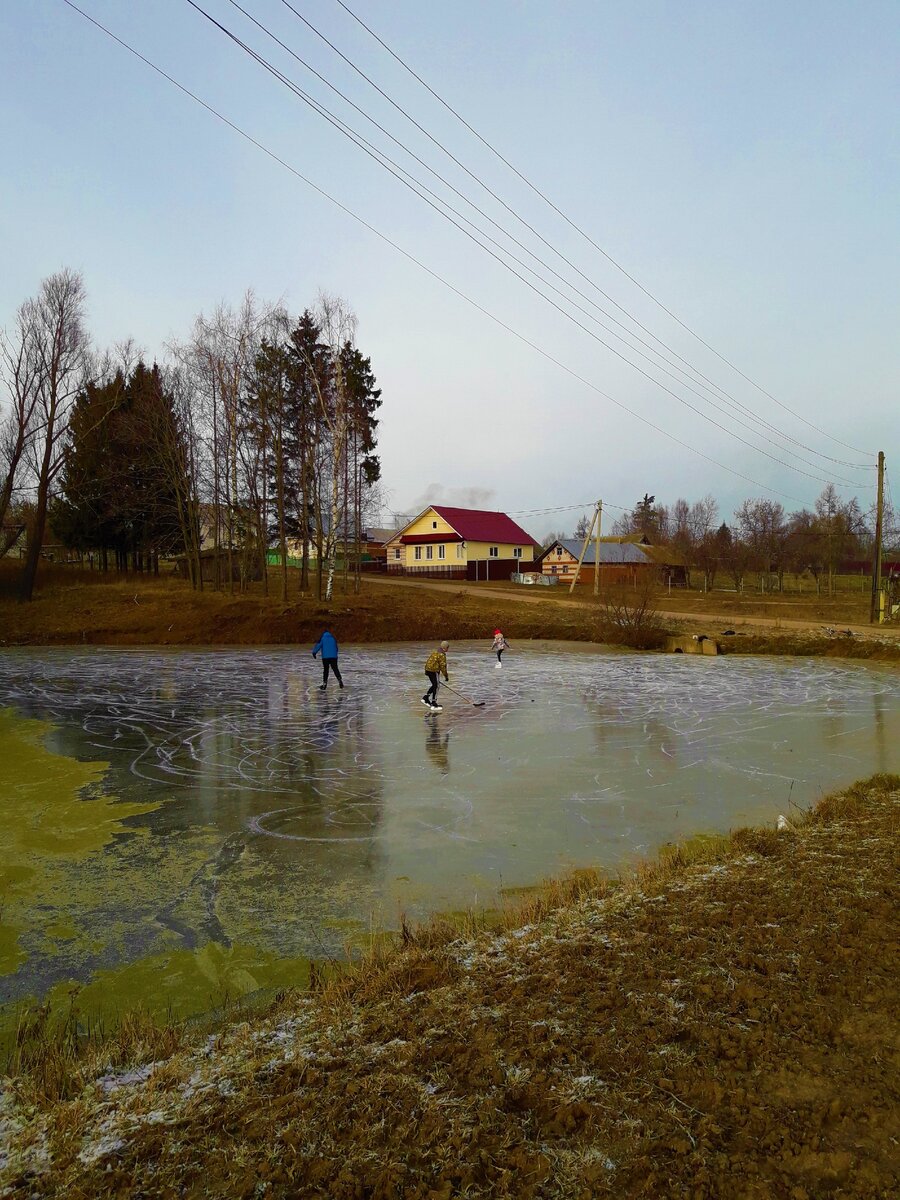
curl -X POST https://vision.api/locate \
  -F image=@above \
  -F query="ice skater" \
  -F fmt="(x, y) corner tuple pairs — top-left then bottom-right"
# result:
(312, 629), (344, 690)
(422, 640), (450, 711)
(491, 628), (509, 668)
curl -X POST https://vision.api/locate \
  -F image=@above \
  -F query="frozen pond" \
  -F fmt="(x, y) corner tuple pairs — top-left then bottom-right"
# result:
(1, 644), (898, 1028)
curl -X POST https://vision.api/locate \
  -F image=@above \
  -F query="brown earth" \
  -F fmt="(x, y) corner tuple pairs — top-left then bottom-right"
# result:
(1, 563), (898, 661)
(2, 776), (898, 1198)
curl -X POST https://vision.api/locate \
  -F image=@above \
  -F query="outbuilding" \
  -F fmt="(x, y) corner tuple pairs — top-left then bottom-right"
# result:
(534, 537), (687, 586)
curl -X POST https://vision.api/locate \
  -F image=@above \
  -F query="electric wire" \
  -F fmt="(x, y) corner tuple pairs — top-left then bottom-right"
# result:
(508, 502), (629, 517)
(56, 0), (822, 506)
(184, 0), (863, 490)
(330, 0), (877, 460)
(211, 0), (871, 481)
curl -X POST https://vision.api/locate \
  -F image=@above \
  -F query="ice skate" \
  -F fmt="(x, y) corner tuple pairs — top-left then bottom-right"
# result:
(495, 661), (502, 668)
(429, 704), (443, 713)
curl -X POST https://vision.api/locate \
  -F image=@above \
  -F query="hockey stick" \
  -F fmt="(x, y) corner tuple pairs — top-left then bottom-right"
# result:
(440, 681), (485, 708)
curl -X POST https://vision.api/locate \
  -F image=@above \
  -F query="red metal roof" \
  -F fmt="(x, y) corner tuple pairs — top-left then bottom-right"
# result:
(431, 506), (538, 546)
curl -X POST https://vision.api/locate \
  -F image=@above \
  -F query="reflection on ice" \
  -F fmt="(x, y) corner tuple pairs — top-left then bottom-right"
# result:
(0, 643), (897, 1020)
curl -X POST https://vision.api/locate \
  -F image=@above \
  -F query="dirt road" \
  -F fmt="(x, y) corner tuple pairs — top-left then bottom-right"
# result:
(367, 576), (900, 642)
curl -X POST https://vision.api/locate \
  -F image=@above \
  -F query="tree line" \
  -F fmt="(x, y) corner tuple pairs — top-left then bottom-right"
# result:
(552, 488), (895, 595)
(1, 270), (382, 601)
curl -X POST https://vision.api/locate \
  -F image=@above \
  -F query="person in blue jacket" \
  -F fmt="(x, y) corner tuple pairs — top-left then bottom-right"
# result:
(312, 630), (344, 690)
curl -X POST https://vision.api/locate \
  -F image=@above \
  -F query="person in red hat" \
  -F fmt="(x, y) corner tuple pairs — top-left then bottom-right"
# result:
(491, 628), (510, 668)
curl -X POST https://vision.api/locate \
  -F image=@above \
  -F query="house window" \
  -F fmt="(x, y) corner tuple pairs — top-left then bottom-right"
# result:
(393, 548), (401, 560)
(438, 545), (445, 560)
(513, 547), (522, 558)
(550, 565), (557, 574)
(426, 545), (433, 560)
(456, 544), (465, 559)
(414, 546), (422, 561)
(489, 546), (498, 558)
(432, 521), (437, 529)
(556, 547), (563, 556)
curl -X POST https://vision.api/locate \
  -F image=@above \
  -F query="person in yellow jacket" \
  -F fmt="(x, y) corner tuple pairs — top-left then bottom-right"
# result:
(422, 640), (450, 711)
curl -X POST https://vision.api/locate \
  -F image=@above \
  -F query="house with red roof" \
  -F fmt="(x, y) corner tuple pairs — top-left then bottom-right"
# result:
(384, 506), (539, 579)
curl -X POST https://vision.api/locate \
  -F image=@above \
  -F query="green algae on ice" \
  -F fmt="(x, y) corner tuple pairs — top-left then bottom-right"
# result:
(1, 942), (313, 1039)
(0, 707), (159, 974)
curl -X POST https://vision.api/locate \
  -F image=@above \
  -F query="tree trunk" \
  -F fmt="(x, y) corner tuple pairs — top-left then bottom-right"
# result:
(18, 469), (51, 602)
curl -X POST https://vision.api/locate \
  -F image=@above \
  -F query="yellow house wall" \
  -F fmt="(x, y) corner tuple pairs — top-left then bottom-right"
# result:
(465, 540), (534, 563)
(395, 541), (465, 567)
(403, 509), (459, 539)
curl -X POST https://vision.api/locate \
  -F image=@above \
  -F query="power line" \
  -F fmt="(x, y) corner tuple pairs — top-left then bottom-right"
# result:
(211, 1), (872, 480)
(330, 0), (877, 460)
(186, 0), (866, 491)
(56, 0), (821, 506)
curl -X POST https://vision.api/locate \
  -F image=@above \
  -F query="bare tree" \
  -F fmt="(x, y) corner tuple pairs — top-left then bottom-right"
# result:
(734, 499), (788, 591)
(312, 292), (357, 602)
(182, 293), (282, 592)
(542, 529), (569, 547)
(814, 484), (865, 596)
(0, 296), (44, 556)
(154, 363), (204, 590)
(15, 270), (91, 600)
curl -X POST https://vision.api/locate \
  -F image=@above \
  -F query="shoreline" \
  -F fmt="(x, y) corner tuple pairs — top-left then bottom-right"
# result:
(2, 774), (898, 1198)
(1, 569), (898, 662)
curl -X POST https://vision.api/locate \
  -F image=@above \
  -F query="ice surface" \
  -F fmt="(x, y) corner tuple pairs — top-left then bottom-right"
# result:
(0, 644), (897, 1016)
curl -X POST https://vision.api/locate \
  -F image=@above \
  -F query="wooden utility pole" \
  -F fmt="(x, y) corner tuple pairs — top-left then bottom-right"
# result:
(593, 500), (603, 596)
(569, 502), (599, 595)
(869, 450), (885, 623)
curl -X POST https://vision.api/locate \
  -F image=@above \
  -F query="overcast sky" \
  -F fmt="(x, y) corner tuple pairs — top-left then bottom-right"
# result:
(2, 0), (898, 538)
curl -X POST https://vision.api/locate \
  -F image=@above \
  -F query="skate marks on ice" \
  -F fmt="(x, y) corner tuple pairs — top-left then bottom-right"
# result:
(0, 645), (898, 1023)
(0, 646), (897, 822)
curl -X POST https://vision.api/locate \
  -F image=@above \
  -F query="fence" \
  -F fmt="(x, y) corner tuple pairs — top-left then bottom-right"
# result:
(467, 558), (522, 582)
(386, 563), (466, 580)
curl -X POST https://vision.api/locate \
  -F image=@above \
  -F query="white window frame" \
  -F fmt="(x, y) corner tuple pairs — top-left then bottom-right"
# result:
(456, 543), (465, 559)
(426, 545), (433, 560)
(414, 546), (422, 561)
(513, 546), (522, 558)
(393, 547), (401, 560)
(438, 544), (445, 560)
(489, 546), (499, 558)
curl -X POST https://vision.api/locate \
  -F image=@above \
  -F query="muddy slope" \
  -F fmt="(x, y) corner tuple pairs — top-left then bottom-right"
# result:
(2, 776), (898, 1199)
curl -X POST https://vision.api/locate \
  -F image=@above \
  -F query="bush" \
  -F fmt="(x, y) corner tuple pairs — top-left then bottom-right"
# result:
(600, 578), (666, 649)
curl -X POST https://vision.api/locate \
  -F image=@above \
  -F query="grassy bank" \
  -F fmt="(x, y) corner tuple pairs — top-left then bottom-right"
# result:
(0, 565), (664, 650)
(2, 564), (899, 661)
(2, 774), (897, 1198)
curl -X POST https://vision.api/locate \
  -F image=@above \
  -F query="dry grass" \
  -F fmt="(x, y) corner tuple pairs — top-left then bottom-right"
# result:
(5, 560), (897, 665)
(4, 776), (898, 1198)
(0, 561), (668, 652)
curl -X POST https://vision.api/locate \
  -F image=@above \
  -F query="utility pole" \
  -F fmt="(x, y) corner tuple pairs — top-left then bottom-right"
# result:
(870, 450), (885, 624)
(593, 499), (603, 597)
(569, 502), (598, 595)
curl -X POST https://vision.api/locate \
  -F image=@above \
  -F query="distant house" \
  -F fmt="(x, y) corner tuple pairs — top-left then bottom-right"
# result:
(384, 506), (539, 579)
(535, 537), (687, 586)
(278, 527), (397, 566)
(1, 523), (27, 558)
